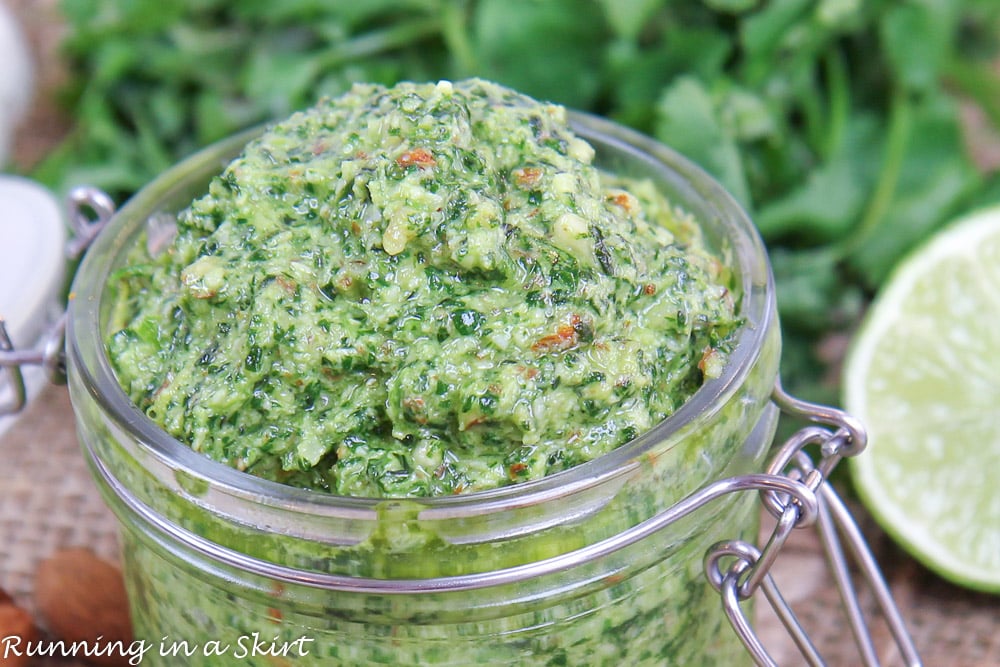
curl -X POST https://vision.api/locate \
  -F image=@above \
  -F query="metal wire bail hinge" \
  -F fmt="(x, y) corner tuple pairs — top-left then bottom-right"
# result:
(0, 187), (115, 416)
(702, 380), (922, 666)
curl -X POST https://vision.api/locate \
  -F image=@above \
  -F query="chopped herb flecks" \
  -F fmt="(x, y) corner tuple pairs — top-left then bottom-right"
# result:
(108, 79), (739, 497)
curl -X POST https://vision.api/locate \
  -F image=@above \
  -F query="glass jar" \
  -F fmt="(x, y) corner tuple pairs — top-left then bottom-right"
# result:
(66, 112), (781, 666)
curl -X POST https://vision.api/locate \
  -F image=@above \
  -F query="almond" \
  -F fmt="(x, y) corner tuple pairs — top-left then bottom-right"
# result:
(0, 603), (38, 667)
(34, 548), (133, 667)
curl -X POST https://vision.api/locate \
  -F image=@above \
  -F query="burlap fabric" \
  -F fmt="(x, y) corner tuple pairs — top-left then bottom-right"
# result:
(2, 386), (999, 666)
(1, 387), (118, 667)
(1, 1), (997, 664)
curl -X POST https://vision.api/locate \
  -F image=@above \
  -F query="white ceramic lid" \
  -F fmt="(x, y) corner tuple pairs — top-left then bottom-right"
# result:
(0, 176), (65, 430)
(0, 175), (66, 347)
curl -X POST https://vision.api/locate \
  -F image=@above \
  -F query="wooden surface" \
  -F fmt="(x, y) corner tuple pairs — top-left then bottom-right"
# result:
(4, 0), (70, 171)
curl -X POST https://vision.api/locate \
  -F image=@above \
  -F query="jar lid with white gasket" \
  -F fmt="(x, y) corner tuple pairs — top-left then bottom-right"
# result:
(0, 176), (66, 433)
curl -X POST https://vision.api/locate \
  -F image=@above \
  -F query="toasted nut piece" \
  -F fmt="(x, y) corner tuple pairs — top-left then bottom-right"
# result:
(34, 548), (133, 667)
(0, 603), (39, 667)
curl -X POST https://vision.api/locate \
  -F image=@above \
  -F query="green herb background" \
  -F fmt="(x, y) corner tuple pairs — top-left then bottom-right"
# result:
(33, 0), (1000, 405)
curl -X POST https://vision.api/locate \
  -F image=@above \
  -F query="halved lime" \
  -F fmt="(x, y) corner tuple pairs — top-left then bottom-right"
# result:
(843, 204), (1000, 593)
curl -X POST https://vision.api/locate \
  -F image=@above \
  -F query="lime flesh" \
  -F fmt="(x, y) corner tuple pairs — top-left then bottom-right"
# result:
(844, 205), (1000, 593)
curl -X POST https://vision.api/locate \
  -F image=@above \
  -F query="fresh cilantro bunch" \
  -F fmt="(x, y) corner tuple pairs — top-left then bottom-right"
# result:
(37, 0), (1000, 403)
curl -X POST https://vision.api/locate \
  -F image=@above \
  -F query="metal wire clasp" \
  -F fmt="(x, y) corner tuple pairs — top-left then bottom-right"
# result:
(0, 186), (115, 416)
(703, 381), (922, 666)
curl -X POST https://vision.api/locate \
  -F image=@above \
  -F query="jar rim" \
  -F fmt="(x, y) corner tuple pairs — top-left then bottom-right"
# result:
(66, 110), (776, 518)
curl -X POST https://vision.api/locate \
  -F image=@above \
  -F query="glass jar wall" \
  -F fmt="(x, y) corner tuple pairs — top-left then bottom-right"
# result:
(67, 113), (780, 666)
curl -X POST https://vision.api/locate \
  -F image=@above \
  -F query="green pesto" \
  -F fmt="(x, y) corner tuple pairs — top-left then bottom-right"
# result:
(107, 79), (738, 497)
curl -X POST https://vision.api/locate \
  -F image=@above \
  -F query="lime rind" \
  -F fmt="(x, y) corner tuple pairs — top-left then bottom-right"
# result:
(844, 204), (1000, 593)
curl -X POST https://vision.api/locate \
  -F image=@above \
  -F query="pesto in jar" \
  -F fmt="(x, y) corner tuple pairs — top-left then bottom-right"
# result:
(107, 79), (739, 497)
